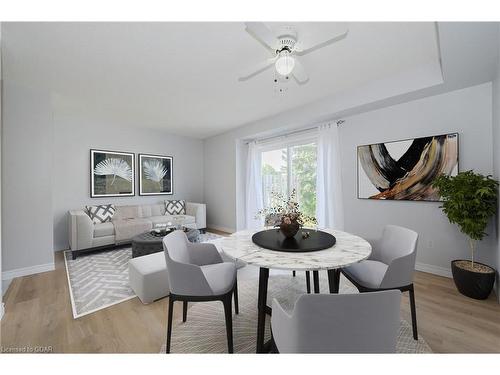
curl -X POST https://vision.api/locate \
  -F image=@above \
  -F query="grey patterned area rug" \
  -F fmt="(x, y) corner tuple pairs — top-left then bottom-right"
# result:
(160, 274), (432, 354)
(64, 232), (223, 318)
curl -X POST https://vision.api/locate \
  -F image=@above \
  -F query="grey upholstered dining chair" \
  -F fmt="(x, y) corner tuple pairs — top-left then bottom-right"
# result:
(341, 224), (419, 339)
(163, 230), (238, 353)
(271, 290), (401, 353)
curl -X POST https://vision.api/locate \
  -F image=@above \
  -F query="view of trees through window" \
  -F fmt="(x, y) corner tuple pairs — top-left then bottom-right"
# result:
(261, 142), (317, 219)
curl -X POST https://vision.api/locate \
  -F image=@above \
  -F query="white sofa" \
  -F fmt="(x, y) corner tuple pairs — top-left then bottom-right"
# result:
(69, 202), (206, 255)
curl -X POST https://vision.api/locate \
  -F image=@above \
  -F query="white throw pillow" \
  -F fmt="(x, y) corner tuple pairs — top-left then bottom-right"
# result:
(164, 200), (186, 215)
(85, 204), (116, 224)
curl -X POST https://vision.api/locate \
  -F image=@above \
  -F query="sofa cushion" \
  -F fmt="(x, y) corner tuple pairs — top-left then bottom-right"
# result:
(113, 218), (152, 242)
(139, 205), (152, 218)
(139, 204), (165, 218)
(175, 215), (195, 225)
(113, 205), (140, 221)
(94, 222), (115, 238)
(151, 204), (165, 216)
(164, 200), (186, 215)
(85, 204), (115, 224)
(150, 215), (195, 227)
(149, 215), (171, 226)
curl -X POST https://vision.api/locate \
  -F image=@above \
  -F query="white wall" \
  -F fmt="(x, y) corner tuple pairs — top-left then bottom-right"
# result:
(1, 97), (205, 276)
(0, 22), (4, 318)
(52, 113), (205, 251)
(1, 49), (205, 278)
(340, 83), (495, 275)
(204, 132), (238, 232)
(491, 24), (500, 302)
(205, 83), (497, 276)
(202, 64), (448, 232)
(2, 81), (55, 275)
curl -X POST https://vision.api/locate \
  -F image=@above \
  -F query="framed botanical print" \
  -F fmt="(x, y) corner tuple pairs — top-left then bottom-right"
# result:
(138, 154), (173, 195)
(90, 149), (135, 197)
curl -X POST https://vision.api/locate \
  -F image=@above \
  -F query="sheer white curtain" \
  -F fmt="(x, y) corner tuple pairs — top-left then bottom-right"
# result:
(316, 123), (345, 229)
(245, 141), (264, 229)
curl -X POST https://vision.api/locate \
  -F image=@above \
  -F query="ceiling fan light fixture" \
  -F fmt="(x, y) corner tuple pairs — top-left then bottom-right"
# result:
(275, 50), (295, 76)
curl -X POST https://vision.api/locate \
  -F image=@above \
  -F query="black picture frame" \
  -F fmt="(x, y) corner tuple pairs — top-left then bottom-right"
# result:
(356, 132), (459, 202)
(138, 153), (174, 196)
(90, 149), (136, 198)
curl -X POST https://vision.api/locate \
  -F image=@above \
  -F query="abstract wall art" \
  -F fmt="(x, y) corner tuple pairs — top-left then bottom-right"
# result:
(357, 133), (459, 201)
(90, 149), (135, 197)
(138, 154), (173, 195)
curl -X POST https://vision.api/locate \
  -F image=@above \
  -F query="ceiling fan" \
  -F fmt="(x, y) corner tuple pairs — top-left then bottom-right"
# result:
(239, 22), (349, 84)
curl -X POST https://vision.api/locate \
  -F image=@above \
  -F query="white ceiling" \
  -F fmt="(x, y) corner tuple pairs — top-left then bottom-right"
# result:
(2, 22), (441, 138)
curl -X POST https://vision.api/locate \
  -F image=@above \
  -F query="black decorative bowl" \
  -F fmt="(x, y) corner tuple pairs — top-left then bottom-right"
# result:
(252, 228), (336, 253)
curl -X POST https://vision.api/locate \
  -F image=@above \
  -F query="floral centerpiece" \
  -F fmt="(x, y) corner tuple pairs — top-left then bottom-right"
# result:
(256, 189), (317, 238)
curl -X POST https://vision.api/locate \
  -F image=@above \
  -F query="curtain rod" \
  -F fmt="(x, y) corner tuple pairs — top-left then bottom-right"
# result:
(244, 119), (345, 145)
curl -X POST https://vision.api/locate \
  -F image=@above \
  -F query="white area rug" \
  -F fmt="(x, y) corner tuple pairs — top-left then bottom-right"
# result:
(160, 274), (432, 354)
(64, 232), (223, 318)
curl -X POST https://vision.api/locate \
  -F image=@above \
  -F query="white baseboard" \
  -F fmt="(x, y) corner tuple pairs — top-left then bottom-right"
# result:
(415, 262), (452, 278)
(1, 262), (55, 281)
(207, 224), (236, 234)
(3, 278), (12, 296)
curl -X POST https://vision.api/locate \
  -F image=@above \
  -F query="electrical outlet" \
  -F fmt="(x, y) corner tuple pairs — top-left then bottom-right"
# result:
(428, 240), (434, 249)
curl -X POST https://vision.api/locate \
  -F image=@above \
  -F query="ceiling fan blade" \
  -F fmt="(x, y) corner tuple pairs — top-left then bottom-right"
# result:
(292, 58), (309, 84)
(245, 22), (280, 51)
(294, 29), (349, 56)
(238, 57), (277, 81)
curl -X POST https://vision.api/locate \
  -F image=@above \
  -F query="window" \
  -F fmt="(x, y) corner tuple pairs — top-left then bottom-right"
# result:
(261, 141), (317, 218)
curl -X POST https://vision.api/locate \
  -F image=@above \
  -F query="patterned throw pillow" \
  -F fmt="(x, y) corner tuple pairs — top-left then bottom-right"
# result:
(85, 204), (116, 224)
(164, 200), (186, 215)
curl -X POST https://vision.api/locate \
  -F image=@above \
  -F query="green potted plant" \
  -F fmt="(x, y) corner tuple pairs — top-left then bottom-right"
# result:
(432, 170), (498, 300)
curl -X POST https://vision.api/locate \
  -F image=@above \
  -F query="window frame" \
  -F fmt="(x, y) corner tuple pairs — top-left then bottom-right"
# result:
(260, 135), (318, 202)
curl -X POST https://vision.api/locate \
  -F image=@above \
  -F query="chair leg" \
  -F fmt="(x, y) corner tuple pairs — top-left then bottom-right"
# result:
(313, 271), (320, 293)
(182, 301), (188, 322)
(305, 271), (311, 294)
(234, 279), (239, 315)
(166, 297), (174, 353)
(222, 295), (234, 353)
(334, 269), (341, 293)
(408, 284), (418, 340)
(292, 270), (296, 277)
(269, 330), (279, 353)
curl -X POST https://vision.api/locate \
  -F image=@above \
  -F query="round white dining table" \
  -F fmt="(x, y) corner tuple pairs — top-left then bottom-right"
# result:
(218, 228), (372, 353)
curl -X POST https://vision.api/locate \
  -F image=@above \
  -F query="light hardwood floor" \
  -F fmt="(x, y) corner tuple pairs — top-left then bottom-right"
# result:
(2, 245), (500, 353)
